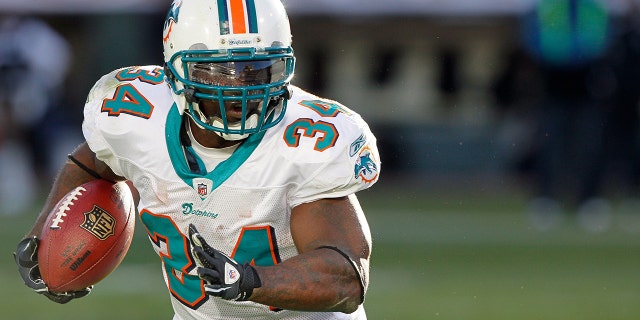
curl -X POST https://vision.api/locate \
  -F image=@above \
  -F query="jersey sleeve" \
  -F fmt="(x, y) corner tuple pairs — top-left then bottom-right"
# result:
(82, 65), (169, 179)
(286, 97), (381, 207)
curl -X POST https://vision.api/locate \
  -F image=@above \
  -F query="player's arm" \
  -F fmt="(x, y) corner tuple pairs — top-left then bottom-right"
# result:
(189, 194), (371, 313)
(23, 142), (125, 238)
(254, 194), (371, 313)
(14, 141), (126, 304)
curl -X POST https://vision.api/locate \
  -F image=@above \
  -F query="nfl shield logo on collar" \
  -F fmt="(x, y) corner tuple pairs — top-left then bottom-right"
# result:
(193, 178), (213, 198)
(197, 183), (207, 196)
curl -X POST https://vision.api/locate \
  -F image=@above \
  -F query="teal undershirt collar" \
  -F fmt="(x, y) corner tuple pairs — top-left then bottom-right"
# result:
(165, 104), (265, 192)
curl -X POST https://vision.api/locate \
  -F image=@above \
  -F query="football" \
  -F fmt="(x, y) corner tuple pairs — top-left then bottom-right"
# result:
(38, 179), (136, 293)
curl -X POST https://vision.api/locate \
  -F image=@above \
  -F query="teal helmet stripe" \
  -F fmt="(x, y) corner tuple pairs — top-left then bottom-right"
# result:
(246, 0), (258, 33)
(217, 0), (230, 35)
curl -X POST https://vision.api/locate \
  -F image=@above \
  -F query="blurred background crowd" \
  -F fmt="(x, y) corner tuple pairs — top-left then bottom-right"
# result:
(2, 0), (640, 232)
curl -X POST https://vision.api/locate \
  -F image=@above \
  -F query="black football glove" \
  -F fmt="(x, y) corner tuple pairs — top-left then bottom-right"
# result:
(14, 236), (92, 304)
(188, 224), (262, 301)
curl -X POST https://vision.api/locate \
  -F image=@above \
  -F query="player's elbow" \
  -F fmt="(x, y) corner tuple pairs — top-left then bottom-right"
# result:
(327, 276), (366, 314)
(331, 252), (369, 313)
(336, 296), (361, 314)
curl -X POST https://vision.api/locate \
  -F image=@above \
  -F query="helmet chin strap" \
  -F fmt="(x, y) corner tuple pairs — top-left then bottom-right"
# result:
(210, 114), (257, 141)
(189, 106), (257, 141)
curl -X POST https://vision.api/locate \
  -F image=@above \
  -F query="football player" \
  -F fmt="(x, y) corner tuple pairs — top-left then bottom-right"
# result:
(14, 0), (380, 319)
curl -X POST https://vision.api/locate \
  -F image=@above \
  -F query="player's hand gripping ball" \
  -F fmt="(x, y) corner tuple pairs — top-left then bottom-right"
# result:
(189, 224), (262, 301)
(37, 180), (136, 293)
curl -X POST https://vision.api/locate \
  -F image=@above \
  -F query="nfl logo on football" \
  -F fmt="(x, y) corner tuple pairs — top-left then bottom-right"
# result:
(81, 205), (116, 240)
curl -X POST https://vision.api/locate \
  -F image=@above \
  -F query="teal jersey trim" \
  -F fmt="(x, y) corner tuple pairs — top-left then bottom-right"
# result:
(165, 104), (265, 192)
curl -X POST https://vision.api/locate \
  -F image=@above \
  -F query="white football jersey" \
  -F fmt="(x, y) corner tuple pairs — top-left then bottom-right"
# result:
(82, 66), (380, 320)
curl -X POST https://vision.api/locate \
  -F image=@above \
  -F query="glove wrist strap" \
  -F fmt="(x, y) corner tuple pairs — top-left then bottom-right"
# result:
(239, 264), (261, 301)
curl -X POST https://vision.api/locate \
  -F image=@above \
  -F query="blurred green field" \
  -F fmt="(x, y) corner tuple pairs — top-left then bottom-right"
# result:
(2, 179), (640, 319)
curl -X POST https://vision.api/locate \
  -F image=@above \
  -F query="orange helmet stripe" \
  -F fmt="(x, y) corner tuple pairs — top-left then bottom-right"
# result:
(229, 0), (247, 34)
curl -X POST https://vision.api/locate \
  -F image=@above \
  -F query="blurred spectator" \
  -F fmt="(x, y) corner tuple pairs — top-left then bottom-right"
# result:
(515, 0), (613, 229)
(0, 16), (75, 215)
(492, 47), (544, 180)
(599, 2), (640, 200)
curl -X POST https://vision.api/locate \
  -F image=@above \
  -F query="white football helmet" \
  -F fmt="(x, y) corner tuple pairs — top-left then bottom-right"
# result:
(163, 0), (295, 140)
